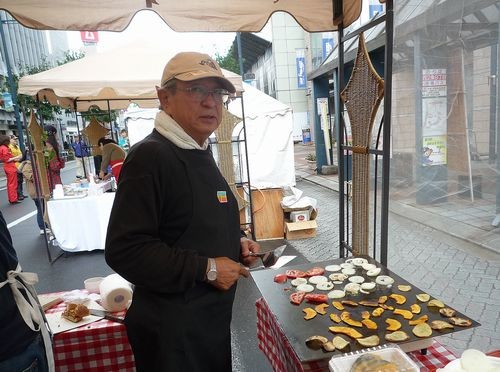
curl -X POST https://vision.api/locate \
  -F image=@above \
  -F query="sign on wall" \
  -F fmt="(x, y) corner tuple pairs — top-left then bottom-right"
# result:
(295, 49), (306, 89)
(80, 31), (99, 44)
(369, 0), (384, 18)
(322, 32), (334, 59)
(421, 69), (447, 166)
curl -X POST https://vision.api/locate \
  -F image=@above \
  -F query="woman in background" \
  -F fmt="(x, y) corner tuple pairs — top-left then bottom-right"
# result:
(8, 135), (26, 201)
(98, 137), (126, 182)
(0, 135), (21, 204)
(45, 137), (65, 190)
(19, 156), (49, 235)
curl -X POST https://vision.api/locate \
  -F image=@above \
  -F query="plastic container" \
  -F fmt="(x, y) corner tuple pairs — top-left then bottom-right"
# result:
(84, 277), (104, 293)
(329, 344), (419, 372)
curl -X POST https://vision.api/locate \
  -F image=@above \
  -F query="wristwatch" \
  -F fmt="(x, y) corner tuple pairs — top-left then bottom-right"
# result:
(206, 258), (217, 282)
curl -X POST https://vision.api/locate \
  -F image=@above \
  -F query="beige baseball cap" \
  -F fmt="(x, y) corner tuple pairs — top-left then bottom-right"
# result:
(161, 51), (236, 93)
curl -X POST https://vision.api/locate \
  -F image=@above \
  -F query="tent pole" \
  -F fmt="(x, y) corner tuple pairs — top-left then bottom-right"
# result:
(74, 101), (88, 178)
(239, 92), (256, 240)
(337, 25), (346, 258)
(380, 0), (394, 267)
(106, 100), (115, 141)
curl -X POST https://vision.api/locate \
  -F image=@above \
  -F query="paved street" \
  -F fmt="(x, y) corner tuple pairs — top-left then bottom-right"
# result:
(1, 146), (499, 370)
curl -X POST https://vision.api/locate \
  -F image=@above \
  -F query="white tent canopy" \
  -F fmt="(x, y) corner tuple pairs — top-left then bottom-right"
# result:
(124, 83), (296, 188)
(18, 40), (243, 112)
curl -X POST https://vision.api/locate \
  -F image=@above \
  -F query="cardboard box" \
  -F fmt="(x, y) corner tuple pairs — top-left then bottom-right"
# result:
(284, 220), (317, 240)
(290, 210), (310, 222)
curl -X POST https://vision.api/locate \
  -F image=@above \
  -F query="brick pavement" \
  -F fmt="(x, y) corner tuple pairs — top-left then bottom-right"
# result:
(290, 174), (500, 356)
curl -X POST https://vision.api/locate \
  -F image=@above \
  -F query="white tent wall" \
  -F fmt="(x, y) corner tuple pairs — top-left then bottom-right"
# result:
(123, 107), (157, 147)
(229, 83), (295, 189)
(123, 83), (296, 189)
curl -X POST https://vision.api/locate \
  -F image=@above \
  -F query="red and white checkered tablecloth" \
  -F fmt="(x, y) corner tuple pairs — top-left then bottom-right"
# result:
(44, 293), (135, 372)
(256, 297), (457, 372)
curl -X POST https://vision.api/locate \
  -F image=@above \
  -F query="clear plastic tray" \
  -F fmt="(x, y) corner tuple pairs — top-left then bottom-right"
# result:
(329, 343), (419, 372)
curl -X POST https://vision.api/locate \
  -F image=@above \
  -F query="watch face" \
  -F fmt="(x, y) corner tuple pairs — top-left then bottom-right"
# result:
(207, 270), (217, 281)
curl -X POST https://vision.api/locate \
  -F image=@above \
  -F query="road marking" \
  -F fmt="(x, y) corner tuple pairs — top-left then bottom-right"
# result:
(7, 211), (37, 229)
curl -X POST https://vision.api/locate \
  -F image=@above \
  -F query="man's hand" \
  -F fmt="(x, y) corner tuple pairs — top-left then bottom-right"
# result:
(210, 257), (249, 290)
(239, 237), (261, 266)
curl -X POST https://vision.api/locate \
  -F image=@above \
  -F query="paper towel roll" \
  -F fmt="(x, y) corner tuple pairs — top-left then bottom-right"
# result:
(99, 273), (133, 312)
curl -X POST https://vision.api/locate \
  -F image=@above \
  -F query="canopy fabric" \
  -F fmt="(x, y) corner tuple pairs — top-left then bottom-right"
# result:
(0, 1), (362, 32)
(18, 41), (243, 112)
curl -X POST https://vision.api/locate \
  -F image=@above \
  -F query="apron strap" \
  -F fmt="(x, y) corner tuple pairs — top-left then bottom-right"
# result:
(111, 161), (124, 169)
(0, 264), (55, 371)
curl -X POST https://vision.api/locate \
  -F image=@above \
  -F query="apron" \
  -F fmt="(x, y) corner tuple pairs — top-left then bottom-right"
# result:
(0, 265), (54, 371)
(109, 159), (123, 181)
(125, 147), (241, 372)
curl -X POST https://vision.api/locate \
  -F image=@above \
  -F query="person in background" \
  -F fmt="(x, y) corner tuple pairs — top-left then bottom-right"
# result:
(19, 157), (50, 235)
(105, 51), (260, 371)
(97, 137), (126, 182)
(0, 210), (53, 372)
(118, 129), (130, 152)
(0, 135), (21, 204)
(71, 135), (89, 179)
(9, 136), (26, 201)
(45, 137), (65, 190)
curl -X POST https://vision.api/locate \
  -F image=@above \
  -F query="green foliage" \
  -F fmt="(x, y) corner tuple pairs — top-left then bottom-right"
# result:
(15, 51), (86, 121)
(15, 56), (60, 120)
(56, 50), (85, 66)
(214, 45), (240, 75)
(80, 105), (117, 124)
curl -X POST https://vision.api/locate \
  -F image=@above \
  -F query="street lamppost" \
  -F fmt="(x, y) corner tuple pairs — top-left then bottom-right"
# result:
(0, 18), (25, 151)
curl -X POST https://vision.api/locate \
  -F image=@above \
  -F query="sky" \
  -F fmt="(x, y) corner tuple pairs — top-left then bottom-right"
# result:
(66, 10), (238, 57)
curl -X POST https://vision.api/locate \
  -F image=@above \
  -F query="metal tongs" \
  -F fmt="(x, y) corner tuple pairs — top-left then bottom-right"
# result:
(248, 244), (287, 270)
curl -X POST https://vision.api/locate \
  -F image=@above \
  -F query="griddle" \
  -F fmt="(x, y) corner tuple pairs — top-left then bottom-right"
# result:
(251, 256), (480, 363)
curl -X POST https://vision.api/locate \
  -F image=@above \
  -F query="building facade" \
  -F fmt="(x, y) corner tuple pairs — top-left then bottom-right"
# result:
(0, 10), (71, 143)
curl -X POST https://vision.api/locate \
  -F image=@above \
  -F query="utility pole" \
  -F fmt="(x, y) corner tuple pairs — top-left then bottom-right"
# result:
(0, 18), (25, 151)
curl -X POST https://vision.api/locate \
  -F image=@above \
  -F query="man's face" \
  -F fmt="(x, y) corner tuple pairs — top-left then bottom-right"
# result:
(10, 137), (17, 145)
(158, 77), (224, 146)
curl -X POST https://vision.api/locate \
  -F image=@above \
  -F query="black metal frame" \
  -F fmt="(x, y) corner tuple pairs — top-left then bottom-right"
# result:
(336, 0), (394, 266)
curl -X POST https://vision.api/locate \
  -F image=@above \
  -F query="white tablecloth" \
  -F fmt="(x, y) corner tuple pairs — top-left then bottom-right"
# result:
(47, 193), (115, 252)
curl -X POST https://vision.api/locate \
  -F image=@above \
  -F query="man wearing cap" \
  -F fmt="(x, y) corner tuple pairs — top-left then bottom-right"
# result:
(105, 52), (260, 371)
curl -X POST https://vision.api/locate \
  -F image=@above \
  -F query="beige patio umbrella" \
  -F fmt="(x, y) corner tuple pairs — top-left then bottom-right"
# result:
(0, 1), (362, 32)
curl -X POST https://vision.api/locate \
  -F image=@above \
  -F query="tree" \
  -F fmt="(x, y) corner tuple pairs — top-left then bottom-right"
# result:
(16, 56), (63, 121)
(56, 50), (85, 66)
(16, 50), (116, 124)
(16, 51), (86, 121)
(214, 45), (240, 75)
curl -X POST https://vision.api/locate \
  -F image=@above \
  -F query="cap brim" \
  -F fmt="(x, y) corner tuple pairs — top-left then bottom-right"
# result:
(175, 71), (236, 94)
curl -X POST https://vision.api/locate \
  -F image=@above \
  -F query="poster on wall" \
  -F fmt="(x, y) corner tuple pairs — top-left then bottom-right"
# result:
(295, 49), (306, 89)
(422, 69), (447, 98)
(322, 33), (334, 59)
(317, 97), (331, 165)
(422, 136), (447, 166)
(422, 97), (447, 137)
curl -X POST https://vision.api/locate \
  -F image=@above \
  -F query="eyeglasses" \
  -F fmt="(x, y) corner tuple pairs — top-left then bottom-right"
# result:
(178, 86), (230, 103)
